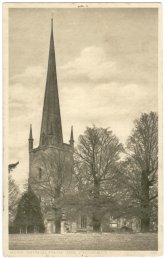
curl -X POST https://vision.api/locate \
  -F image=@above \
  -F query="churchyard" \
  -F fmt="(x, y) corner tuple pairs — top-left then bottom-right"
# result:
(9, 232), (158, 250)
(8, 8), (159, 254)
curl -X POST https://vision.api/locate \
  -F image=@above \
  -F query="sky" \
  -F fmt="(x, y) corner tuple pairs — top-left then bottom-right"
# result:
(8, 7), (158, 187)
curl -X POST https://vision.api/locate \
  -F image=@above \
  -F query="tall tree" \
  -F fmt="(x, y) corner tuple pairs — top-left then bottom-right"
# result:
(75, 126), (123, 232)
(126, 112), (158, 232)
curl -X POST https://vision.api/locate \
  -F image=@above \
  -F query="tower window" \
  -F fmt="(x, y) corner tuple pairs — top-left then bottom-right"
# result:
(38, 168), (42, 180)
(81, 215), (87, 229)
(42, 133), (45, 145)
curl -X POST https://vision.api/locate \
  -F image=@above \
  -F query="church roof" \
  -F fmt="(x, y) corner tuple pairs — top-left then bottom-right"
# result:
(40, 19), (63, 147)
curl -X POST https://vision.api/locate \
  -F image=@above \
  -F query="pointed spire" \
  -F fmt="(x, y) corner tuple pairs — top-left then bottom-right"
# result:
(40, 19), (63, 147)
(70, 126), (74, 141)
(29, 124), (33, 151)
(29, 124), (33, 140)
(69, 126), (74, 147)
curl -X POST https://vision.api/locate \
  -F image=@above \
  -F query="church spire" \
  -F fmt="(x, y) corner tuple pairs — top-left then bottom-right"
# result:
(40, 19), (63, 147)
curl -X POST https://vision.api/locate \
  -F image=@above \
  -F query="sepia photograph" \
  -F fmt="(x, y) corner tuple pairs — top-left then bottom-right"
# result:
(3, 3), (162, 256)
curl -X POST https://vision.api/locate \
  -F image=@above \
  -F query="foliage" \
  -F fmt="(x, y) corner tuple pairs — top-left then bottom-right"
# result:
(74, 125), (124, 231)
(123, 112), (158, 232)
(8, 161), (19, 173)
(9, 174), (20, 223)
(14, 186), (45, 233)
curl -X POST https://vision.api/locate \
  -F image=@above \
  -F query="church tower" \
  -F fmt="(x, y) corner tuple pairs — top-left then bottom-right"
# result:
(28, 19), (74, 233)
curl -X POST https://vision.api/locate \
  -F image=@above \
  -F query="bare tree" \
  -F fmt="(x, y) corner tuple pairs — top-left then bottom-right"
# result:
(126, 112), (158, 232)
(9, 174), (20, 223)
(8, 162), (20, 225)
(75, 125), (123, 232)
(30, 149), (72, 233)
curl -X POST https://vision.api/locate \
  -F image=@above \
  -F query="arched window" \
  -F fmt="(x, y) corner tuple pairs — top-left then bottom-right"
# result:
(42, 133), (45, 145)
(38, 168), (42, 180)
(81, 215), (87, 229)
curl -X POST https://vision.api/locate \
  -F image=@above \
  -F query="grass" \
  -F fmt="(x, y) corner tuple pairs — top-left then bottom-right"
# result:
(9, 232), (158, 250)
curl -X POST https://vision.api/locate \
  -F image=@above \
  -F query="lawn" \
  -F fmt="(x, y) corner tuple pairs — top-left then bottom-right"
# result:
(9, 232), (158, 250)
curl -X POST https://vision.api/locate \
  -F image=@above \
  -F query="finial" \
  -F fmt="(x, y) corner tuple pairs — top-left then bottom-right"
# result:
(69, 125), (74, 146)
(29, 124), (33, 151)
(71, 126), (73, 140)
(51, 13), (53, 31)
(29, 124), (33, 140)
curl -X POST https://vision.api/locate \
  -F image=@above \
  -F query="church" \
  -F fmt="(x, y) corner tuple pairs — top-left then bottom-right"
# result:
(28, 19), (140, 234)
(28, 19), (74, 233)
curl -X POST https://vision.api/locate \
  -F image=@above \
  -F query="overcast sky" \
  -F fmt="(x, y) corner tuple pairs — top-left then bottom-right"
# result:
(9, 7), (158, 187)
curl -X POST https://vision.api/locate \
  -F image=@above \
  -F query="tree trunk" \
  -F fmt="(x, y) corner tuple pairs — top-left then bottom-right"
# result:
(55, 188), (61, 234)
(141, 171), (150, 233)
(92, 180), (101, 232)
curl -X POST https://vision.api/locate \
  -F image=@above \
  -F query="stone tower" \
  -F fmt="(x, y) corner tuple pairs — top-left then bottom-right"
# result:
(28, 19), (74, 233)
